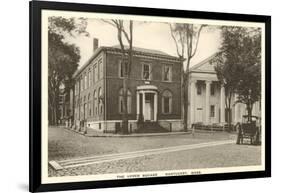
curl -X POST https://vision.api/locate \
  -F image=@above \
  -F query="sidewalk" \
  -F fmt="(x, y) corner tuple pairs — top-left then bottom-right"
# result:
(64, 127), (192, 137)
(64, 127), (236, 138)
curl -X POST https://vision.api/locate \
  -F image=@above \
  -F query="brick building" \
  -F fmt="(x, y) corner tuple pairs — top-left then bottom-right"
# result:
(70, 39), (183, 133)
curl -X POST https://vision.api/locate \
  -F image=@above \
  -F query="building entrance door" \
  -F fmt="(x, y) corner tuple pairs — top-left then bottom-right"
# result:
(196, 108), (203, 123)
(137, 85), (158, 122)
(144, 93), (154, 121)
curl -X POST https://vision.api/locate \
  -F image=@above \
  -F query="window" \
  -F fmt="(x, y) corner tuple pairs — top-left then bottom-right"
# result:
(162, 90), (172, 114)
(94, 64), (98, 83)
(118, 88), (132, 114)
(163, 65), (172, 81)
(97, 61), (100, 80)
(88, 70), (91, 88)
(197, 83), (202, 95)
(80, 104), (83, 120)
(84, 74), (87, 90)
(163, 98), (170, 113)
(88, 93), (91, 116)
(75, 96), (79, 108)
(119, 60), (128, 78)
(143, 64), (151, 80)
(76, 82), (79, 94)
(93, 90), (97, 115)
(80, 78), (83, 92)
(211, 83), (215, 95)
(210, 105), (215, 117)
(98, 58), (103, 79)
(98, 87), (103, 115)
(93, 66), (95, 83)
(83, 96), (87, 118)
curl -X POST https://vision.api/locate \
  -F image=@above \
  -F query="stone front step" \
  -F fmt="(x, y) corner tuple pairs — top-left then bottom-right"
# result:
(136, 122), (169, 133)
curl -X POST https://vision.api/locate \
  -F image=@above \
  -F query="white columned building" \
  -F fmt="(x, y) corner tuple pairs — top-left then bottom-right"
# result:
(188, 54), (261, 128)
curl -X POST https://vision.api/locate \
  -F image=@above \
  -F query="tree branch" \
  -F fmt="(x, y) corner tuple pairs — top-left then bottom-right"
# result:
(101, 19), (117, 28)
(169, 24), (182, 58)
(191, 25), (206, 58)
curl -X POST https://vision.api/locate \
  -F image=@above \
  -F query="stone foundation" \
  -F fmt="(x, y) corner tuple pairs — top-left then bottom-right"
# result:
(73, 119), (182, 134)
(158, 120), (183, 132)
(85, 120), (138, 134)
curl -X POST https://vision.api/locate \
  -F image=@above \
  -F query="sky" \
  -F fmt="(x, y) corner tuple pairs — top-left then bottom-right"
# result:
(67, 18), (222, 68)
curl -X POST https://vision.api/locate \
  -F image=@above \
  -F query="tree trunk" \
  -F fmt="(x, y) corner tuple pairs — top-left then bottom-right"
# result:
(120, 48), (129, 134)
(183, 59), (190, 132)
(183, 73), (189, 131)
(122, 75), (129, 134)
(226, 94), (232, 132)
(53, 108), (57, 126)
(181, 63), (185, 131)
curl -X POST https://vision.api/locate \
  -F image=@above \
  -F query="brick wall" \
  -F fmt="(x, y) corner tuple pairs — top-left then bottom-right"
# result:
(105, 52), (182, 121)
(74, 51), (105, 124)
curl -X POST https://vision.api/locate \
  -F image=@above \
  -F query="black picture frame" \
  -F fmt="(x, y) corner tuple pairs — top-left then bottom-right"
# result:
(29, 0), (271, 192)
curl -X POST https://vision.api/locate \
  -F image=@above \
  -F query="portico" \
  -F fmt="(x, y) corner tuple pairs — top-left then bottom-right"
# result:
(189, 78), (225, 126)
(136, 85), (158, 122)
(188, 54), (260, 128)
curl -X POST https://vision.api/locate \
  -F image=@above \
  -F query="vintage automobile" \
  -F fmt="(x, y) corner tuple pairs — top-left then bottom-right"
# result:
(236, 115), (261, 145)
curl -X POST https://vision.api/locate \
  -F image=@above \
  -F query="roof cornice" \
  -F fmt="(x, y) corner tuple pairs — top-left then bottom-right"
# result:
(73, 46), (182, 78)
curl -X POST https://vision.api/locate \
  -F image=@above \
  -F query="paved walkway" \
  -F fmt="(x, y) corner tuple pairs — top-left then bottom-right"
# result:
(64, 127), (232, 137)
(66, 127), (192, 137)
(49, 139), (234, 170)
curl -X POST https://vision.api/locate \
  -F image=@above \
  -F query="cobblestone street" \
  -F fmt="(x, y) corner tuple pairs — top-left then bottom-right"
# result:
(48, 127), (261, 177)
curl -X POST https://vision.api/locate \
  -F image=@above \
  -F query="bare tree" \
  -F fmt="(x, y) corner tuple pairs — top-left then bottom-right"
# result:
(170, 23), (206, 131)
(102, 19), (133, 134)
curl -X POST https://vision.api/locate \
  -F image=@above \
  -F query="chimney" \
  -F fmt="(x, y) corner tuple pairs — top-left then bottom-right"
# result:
(93, 38), (99, 53)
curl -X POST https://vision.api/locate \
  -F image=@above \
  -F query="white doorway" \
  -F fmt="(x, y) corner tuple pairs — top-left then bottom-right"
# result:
(196, 108), (203, 123)
(136, 85), (158, 122)
(144, 93), (154, 121)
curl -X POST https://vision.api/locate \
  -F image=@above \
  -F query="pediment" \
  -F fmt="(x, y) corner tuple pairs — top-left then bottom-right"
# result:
(190, 54), (216, 73)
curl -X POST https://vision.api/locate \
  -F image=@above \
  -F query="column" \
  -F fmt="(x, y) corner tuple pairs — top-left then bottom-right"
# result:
(252, 102), (257, 117)
(220, 85), (225, 125)
(136, 91), (140, 120)
(142, 91), (146, 120)
(205, 81), (211, 124)
(190, 80), (196, 127)
(234, 94), (239, 123)
(154, 92), (158, 121)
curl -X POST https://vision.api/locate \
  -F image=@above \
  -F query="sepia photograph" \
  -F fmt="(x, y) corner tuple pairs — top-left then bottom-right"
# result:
(32, 3), (269, 189)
